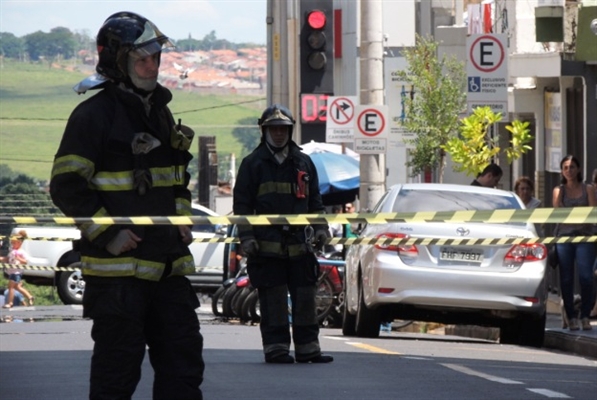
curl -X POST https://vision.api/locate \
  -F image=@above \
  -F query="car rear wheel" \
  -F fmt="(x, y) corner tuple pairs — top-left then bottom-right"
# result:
(341, 289), (357, 336)
(355, 280), (381, 338)
(57, 263), (85, 305)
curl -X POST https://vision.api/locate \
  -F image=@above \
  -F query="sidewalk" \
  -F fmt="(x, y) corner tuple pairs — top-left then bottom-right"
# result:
(442, 293), (597, 359)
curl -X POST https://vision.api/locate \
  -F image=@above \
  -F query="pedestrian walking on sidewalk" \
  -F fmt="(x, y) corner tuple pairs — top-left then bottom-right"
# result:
(552, 155), (596, 331)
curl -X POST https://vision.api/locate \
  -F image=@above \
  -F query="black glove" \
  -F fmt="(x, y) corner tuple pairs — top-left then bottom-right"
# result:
(314, 229), (330, 251)
(241, 238), (259, 257)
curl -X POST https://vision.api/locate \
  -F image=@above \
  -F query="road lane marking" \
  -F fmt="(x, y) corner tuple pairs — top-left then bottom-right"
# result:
(346, 342), (402, 355)
(322, 336), (350, 341)
(441, 363), (523, 384)
(527, 389), (571, 398)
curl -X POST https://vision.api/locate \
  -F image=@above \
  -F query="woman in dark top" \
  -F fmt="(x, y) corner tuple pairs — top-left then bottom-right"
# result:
(552, 155), (596, 331)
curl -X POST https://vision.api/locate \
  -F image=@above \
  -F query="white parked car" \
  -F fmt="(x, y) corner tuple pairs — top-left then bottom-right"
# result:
(12, 203), (228, 304)
(342, 183), (548, 347)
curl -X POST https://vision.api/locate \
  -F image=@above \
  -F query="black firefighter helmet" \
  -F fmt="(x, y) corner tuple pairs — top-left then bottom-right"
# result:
(258, 104), (295, 138)
(95, 11), (174, 82)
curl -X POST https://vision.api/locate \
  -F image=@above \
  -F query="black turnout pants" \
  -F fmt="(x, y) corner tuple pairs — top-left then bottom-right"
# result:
(248, 254), (322, 359)
(83, 275), (204, 400)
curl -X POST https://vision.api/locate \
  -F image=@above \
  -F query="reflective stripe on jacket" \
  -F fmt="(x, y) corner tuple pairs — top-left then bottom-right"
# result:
(233, 142), (328, 259)
(50, 82), (194, 281)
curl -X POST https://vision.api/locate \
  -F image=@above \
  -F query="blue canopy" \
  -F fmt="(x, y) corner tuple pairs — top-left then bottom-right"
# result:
(309, 152), (360, 205)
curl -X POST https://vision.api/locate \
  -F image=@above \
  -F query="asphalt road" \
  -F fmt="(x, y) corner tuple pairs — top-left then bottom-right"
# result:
(1, 303), (596, 400)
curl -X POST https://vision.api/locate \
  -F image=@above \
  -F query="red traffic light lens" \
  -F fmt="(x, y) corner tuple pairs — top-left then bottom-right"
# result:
(307, 10), (326, 30)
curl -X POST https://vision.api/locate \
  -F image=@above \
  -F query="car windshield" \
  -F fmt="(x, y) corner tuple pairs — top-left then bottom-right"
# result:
(392, 189), (521, 213)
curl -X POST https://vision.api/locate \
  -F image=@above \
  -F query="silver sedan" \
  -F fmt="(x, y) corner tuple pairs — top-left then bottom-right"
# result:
(342, 183), (548, 347)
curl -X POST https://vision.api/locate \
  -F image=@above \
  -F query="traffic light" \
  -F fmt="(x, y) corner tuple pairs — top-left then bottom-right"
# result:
(300, 0), (334, 94)
(299, 0), (333, 143)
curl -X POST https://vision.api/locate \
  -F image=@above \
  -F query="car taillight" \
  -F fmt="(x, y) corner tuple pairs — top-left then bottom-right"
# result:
(374, 233), (418, 257)
(504, 244), (547, 267)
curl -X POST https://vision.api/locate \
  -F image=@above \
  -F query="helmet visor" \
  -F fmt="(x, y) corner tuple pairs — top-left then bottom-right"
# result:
(131, 20), (175, 57)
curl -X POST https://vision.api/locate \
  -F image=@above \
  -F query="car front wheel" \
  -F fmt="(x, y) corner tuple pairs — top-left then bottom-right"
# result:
(57, 263), (85, 305)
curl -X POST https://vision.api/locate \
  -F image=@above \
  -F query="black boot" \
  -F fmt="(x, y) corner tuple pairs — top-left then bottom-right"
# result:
(296, 354), (334, 363)
(265, 353), (295, 364)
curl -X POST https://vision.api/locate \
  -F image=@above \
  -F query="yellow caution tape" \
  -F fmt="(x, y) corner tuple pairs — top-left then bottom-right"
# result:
(0, 207), (596, 226)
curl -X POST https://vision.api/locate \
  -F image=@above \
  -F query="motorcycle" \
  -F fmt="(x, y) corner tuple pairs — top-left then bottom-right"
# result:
(211, 257), (247, 318)
(212, 250), (346, 328)
(315, 253), (345, 328)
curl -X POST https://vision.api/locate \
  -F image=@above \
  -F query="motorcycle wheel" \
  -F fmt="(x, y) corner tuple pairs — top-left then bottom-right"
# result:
(315, 275), (335, 323)
(232, 286), (252, 321)
(222, 285), (241, 318)
(242, 289), (261, 323)
(211, 285), (228, 317)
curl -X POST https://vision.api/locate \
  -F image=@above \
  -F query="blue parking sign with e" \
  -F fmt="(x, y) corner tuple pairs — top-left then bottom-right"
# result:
(468, 77), (481, 93)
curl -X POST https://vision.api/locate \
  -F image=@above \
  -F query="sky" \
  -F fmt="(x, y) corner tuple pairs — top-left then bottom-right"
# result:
(0, 0), (267, 44)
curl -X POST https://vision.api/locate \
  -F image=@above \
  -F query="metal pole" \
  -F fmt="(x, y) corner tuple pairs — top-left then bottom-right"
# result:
(359, 0), (385, 211)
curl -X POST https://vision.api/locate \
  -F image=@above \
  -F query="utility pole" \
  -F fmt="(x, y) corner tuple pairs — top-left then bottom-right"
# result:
(266, 0), (289, 106)
(359, 0), (385, 211)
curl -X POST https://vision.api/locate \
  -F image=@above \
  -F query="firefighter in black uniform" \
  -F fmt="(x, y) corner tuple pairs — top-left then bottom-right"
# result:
(50, 12), (204, 399)
(233, 104), (334, 364)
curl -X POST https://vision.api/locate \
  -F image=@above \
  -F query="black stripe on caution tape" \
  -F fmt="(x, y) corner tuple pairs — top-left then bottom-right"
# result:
(1, 206), (595, 226)
(1, 236), (595, 246)
(1, 263), (80, 272)
(1, 263), (223, 273)
(328, 235), (597, 246)
(0, 236), (240, 244)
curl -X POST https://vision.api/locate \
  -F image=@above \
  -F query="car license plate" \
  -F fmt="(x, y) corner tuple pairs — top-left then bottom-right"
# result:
(439, 247), (483, 263)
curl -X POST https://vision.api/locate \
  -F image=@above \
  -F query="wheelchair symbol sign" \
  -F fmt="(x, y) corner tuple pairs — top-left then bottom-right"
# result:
(468, 77), (481, 93)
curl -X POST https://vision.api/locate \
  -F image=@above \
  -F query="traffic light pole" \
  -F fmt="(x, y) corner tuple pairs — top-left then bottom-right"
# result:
(359, 0), (386, 211)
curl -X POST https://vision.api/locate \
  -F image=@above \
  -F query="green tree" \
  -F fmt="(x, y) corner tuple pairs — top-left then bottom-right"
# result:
(22, 27), (75, 64)
(23, 30), (47, 61)
(232, 117), (261, 157)
(0, 167), (56, 245)
(175, 37), (203, 52)
(442, 106), (533, 177)
(0, 32), (25, 59)
(202, 30), (218, 51)
(47, 27), (76, 58)
(396, 35), (467, 182)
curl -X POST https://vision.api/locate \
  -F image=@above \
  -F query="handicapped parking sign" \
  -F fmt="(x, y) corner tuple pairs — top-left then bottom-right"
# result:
(468, 77), (481, 93)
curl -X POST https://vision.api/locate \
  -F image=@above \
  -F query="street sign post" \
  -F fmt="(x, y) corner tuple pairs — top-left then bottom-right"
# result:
(466, 34), (509, 121)
(354, 105), (388, 154)
(326, 96), (357, 143)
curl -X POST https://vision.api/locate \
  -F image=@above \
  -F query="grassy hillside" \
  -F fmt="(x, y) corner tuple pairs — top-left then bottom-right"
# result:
(0, 60), (264, 182)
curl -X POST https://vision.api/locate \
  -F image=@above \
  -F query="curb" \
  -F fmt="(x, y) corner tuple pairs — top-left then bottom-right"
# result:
(444, 325), (499, 341)
(543, 330), (597, 359)
(442, 322), (597, 360)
